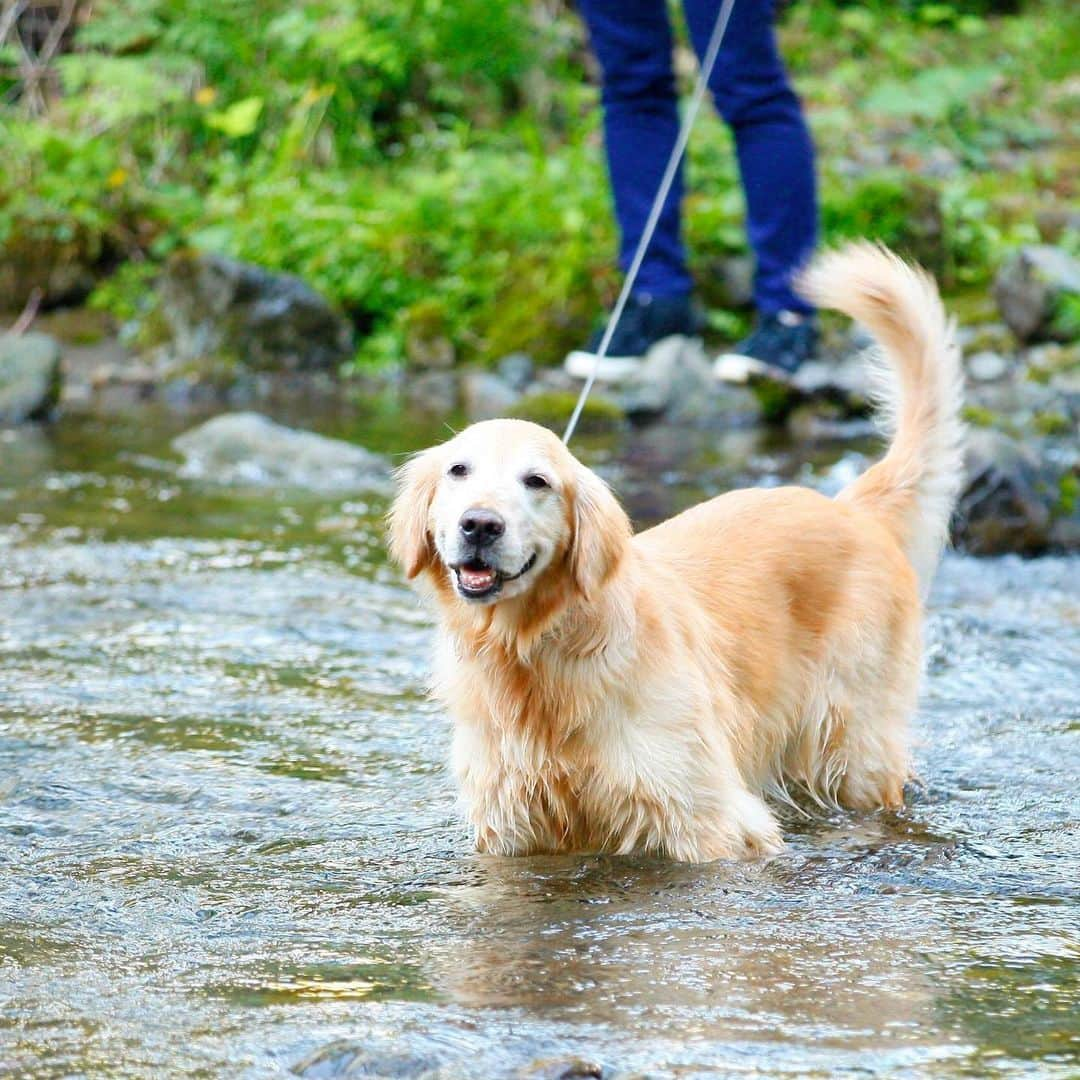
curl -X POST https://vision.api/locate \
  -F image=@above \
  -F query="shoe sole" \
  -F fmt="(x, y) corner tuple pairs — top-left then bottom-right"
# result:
(713, 352), (797, 386)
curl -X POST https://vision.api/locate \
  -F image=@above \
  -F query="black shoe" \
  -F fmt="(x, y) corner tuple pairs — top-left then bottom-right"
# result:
(565, 292), (703, 381)
(713, 310), (818, 384)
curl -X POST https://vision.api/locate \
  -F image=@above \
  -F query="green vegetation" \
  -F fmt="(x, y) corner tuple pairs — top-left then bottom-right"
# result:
(509, 389), (625, 434)
(1, 0), (1078, 368)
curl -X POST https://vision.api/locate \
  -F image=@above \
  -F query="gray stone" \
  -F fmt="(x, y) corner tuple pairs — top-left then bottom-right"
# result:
(517, 1059), (604, 1080)
(158, 252), (354, 372)
(405, 371), (458, 416)
(292, 1039), (444, 1078)
(613, 335), (714, 421)
(497, 351), (536, 392)
(957, 322), (1014, 355)
(953, 429), (1052, 555)
(965, 350), (1010, 383)
(0, 332), (62, 425)
(532, 367), (580, 396)
(993, 245), (1080, 343)
(172, 412), (388, 492)
(790, 349), (872, 411)
(1024, 342), (1080, 394)
(462, 370), (521, 421)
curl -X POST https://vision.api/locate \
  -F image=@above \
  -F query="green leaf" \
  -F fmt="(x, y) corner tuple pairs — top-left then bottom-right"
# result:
(206, 96), (264, 138)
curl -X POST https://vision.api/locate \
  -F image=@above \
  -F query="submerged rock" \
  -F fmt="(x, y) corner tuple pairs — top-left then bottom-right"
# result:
(993, 245), (1080, 344)
(292, 1040), (444, 1078)
(517, 1058), (604, 1079)
(0, 332), (63, 425)
(172, 412), (388, 492)
(159, 252), (354, 372)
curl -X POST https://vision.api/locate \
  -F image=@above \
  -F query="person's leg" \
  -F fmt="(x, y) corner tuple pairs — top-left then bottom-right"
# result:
(683, 0), (817, 315)
(577, 0), (692, 299)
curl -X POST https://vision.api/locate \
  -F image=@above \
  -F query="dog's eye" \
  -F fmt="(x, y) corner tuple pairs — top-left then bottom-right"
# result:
(523, 474), (549, 491)
(448, 463), (469, 479)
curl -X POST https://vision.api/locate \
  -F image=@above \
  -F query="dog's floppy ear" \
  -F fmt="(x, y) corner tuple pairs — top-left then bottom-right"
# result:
(388, 449), (440, 580)
(571, 464), (632, 600)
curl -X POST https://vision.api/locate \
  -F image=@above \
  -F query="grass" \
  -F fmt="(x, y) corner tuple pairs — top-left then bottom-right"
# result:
(1, 0), (1077, 369)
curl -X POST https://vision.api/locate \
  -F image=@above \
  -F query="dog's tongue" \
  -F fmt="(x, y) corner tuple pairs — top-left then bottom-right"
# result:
(460, 565), (496, 591)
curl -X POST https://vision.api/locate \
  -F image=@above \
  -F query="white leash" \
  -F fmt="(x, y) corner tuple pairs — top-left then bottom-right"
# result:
(563, 0), (738, 444)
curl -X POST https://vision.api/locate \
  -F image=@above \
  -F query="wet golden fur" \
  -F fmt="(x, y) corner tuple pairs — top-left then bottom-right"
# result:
(388, 244), (964, 862)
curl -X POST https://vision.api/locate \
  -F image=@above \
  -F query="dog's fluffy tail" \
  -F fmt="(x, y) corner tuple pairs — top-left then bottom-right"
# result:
(800, 242), (965, 595)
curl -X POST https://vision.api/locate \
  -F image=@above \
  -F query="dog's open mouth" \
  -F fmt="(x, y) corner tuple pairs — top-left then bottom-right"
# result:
(453, 553), (536, 600)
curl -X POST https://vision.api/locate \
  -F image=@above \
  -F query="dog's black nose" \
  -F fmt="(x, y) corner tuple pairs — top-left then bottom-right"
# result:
(459, 508), (505, 547)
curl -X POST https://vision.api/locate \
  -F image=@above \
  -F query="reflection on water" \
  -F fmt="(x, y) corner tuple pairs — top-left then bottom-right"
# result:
(1, 411), (1077, 1077)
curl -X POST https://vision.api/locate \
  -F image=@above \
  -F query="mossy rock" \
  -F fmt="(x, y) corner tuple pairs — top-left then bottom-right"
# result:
(157, 251), (354, 374)
(993, 246), (1080, 344)
(509, 389), (625, 434)
(401, 298), (455, 370)
(0, 219), (105, 310)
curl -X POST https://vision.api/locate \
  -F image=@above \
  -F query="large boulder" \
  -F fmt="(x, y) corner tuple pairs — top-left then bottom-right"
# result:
(172, 412), (388, 492)
(0, 332), (62, 425)
(993, 246), (1080, 344)
(158, 252), (354, 372)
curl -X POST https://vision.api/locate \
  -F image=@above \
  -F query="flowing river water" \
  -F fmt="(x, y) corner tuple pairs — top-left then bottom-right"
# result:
(1, 406), (1077, 1078)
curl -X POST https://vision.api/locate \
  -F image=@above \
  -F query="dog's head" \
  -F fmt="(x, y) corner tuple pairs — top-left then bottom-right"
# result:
(388, 419), (630, 608)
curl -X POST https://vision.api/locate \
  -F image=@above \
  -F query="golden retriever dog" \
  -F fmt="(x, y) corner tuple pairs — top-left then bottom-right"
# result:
(388, 243), (964, 862)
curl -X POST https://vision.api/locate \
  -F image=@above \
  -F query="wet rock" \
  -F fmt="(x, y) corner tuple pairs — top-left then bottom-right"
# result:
(158, 252), (354, 372)
(778, 348), (874, 425)
(517, 1058), (604, 1080)
(613, 335), (715, 421)
(0, 332), (62, 425)
(1024, 342), (1080, 394)
(173, 412), (389, 492)
(462, 370), (521, 421)
(967, 375), (1078, 434)
(993, 245), (1080, 344)
(953, 430), (1051, 555)
(405, 371), (459, 416)
(965, 350), (1010, 383)
(292, 1040), (443, 1078)
(959, 321), (1014, 356)
(791, 352), (872, 408)
(532, 367), (581, 396)
(497, 352), (536, 392)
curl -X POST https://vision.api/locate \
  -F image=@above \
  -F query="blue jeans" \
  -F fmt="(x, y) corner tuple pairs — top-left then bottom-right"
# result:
(578, 0), (818, 314)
